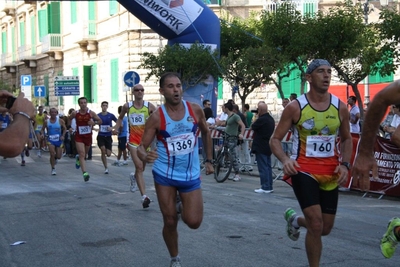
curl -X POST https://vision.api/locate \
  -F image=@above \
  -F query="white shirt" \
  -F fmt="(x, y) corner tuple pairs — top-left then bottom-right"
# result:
(349, 105), (360, 133)
(390, 114), (400, 128)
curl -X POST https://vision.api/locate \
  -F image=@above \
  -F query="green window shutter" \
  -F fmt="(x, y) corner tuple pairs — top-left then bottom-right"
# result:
(19, 21), (25, 46)
(38, 9), (48, 40)
(303, 2), (315, 17)
(30, 15), (36, 55)
(70, 2), (77, 24)
(218, 77), (223, 100)
(11, 26), (15, 61)
(88, 1), (96, 36)
(44, 75), (49, 106)
(279, 64), (302, 99)
(110, 59), (119, 102)
(109, 0), (118, 16)
(1, 32), (6, 53)
(72, 67), (79, 103)
(48, 2), (61, 34)
(91, 63), (98, 103)
(83, 65), (92, 103)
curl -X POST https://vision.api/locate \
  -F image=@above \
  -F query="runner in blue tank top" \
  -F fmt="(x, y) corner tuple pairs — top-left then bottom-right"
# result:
(41, 108), (66, 175)
(137, 72), (214, 266)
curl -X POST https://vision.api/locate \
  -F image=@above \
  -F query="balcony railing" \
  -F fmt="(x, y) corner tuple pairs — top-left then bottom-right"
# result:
(70, 20), (97, 43)
(263, 0), (318, 16)
(18, 45), (35, 60)
(0, 52), (17, 67)
(41, 34), (62, 53)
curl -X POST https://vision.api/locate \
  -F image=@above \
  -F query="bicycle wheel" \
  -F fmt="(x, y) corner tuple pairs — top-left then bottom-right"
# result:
(214, 149), (233, 183)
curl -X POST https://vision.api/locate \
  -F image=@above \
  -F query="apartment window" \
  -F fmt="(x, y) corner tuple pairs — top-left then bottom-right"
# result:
(70, 1), (77, 24)
(109, 0), (118, 16)
(110, 59), (119, 102)
(30, 15), (36, 55)
(19, 21), (25, 46)
(83, 65), (93, 103)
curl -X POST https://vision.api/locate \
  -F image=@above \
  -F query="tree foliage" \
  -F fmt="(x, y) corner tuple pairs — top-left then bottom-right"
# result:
(139, 42), (221, 90)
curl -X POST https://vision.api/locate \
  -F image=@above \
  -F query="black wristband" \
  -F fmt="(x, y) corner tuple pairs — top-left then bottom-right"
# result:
(340, 162), (351, 170)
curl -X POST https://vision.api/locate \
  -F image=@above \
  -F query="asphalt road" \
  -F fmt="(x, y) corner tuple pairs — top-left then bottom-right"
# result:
(0, 146), (399, 267)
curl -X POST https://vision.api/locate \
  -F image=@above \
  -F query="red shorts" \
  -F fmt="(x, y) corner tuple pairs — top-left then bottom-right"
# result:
(74, 134), (92, 147)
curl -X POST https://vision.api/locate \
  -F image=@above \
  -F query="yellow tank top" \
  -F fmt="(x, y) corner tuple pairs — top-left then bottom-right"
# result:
(128, 101), (150, 146)
(292, 94), (341, 176)
(35, 113), (45, 131)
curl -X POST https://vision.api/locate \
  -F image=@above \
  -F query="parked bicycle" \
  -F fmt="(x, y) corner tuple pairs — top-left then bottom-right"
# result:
(213, 129), (237, 183)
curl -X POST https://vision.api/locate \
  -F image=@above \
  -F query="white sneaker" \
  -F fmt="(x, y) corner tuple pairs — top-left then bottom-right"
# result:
(113, 160), (119, 166)
(104, 168), (109, 174)
(51, 169), (56, 176)
(129, 172), (138, 192)
(122, 161), (128, 165)
(37, 151), (41, 158)
(254, 188), (273, 193)
(232, 174), (241, 181)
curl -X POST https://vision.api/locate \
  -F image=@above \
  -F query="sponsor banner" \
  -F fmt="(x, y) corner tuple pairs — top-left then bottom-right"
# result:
(135, 0), (203, 35)
(350, 135), (400, 196)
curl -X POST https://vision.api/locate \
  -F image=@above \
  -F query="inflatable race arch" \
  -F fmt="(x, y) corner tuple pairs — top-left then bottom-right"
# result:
(117, 0), (220, 108)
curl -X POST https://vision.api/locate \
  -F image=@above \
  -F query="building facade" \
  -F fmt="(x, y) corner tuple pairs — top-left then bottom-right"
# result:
(0, 0), (398, 117)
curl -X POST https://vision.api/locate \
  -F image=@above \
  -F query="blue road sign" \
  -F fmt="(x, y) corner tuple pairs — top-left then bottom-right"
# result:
(34, 86), (46, 98)
(21, 75), (32, 86)
(54, 76), (80, 96)
(123, 71), (140, 87)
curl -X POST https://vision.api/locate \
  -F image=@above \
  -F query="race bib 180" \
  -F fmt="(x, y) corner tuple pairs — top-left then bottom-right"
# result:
(129, 113), (145, 126)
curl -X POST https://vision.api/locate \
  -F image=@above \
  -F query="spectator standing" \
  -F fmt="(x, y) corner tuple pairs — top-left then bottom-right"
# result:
(348, 96), (361, 133)
(252, 102), (275, 193)
(243, 103), (253, 127)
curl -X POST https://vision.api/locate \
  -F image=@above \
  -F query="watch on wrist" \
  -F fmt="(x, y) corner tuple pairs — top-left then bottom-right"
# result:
(340, 162), (351, 170)
(204, 159), (213, 164)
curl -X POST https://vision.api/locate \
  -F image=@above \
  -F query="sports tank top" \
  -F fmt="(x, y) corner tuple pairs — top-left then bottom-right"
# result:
(47, 117), (62, 142)
(75, 109), (92, 135)
(291, 94), (341, 175)
(153, 101), (200, 181)
(35, 113), (45, 131)
(128, 101), (150, 146)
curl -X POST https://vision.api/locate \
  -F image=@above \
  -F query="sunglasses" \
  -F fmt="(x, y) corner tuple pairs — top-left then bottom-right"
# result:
(134, 89), (144, 92)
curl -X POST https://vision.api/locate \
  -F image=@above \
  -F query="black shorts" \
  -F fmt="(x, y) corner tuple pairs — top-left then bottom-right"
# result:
(291, 172), (338, 215)
(118, 136), (127, 150)
(97, 135), (112, 150)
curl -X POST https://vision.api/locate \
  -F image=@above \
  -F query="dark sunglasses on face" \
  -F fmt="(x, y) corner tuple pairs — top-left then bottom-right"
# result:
(134, 89), (144, 92)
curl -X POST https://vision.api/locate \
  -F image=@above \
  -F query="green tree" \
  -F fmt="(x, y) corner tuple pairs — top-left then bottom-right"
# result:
(257, 3), (310, 94)
(139, 42), (221, 90)
(305, 1), (398, 120)
(219, 15), (289, 106)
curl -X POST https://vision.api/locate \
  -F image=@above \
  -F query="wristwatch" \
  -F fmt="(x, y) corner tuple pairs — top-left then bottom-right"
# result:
(204, 159), (213, 164)
(340, 162), (351, 170)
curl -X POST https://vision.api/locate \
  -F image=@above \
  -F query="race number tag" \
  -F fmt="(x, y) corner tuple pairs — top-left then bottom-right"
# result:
(100, 125), (109, 132)
(78, 126), (91, 135)
(129, 113), (145, 126)
(48, 134), (59, 142)
(166, 133), (195, 156)
(1, 123), (7, 128)
(36, 125), (43, 131)
(305, 135), (335, 157)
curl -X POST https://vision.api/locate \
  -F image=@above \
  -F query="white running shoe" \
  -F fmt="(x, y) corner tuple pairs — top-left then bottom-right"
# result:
(104, 168), (109, 174)
(232, 174), (241, 181)
(51, 169), (56, 176)
(129, 172), (138, 192)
